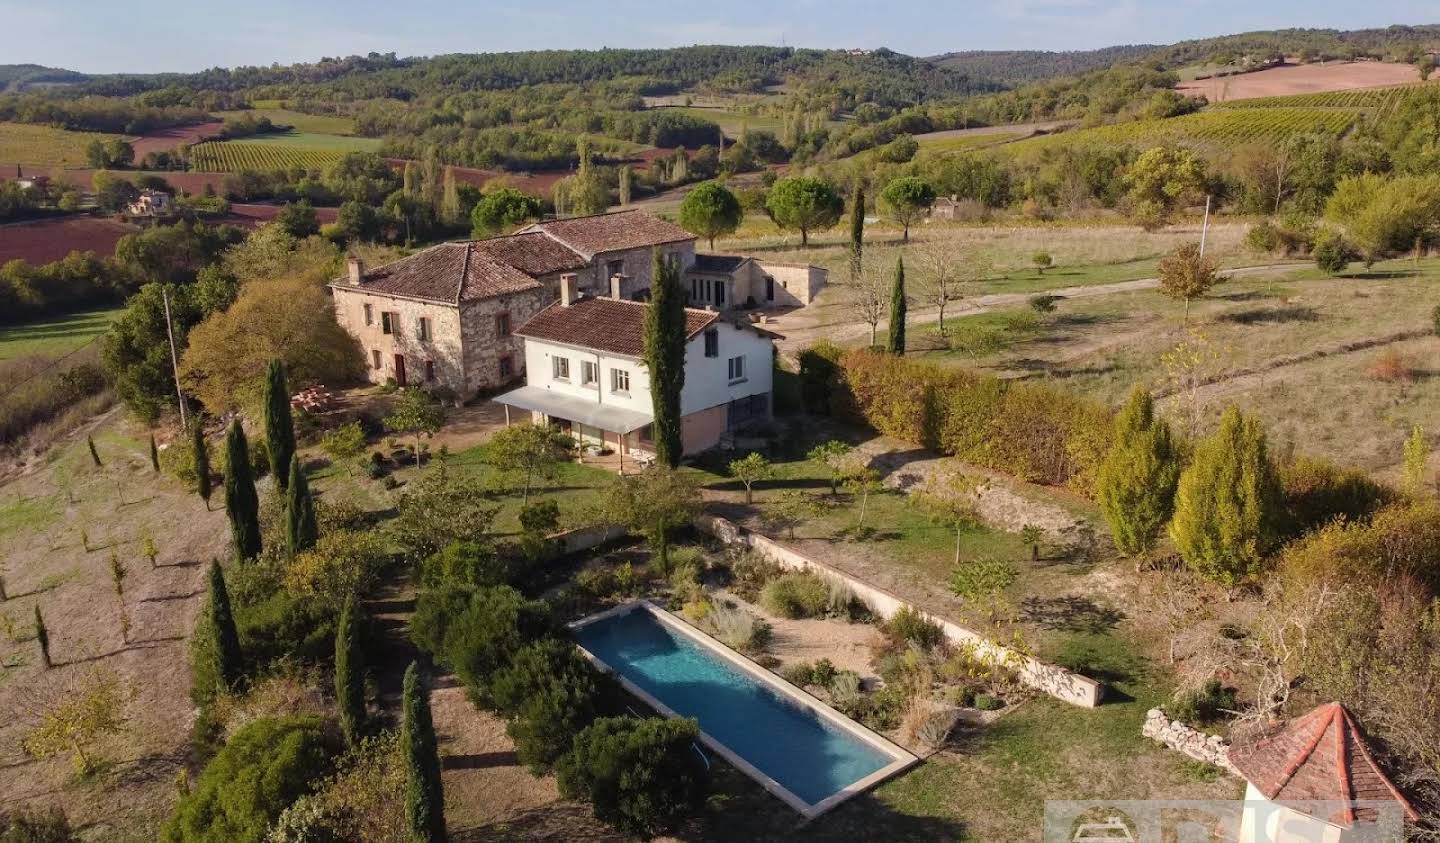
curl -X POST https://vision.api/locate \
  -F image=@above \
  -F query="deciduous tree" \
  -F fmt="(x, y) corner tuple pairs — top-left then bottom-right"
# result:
(604, 468), (701, 575)
(21, 669), (130, 775)
(807, 440), (852, 496)
(385, 388), (445, 466)
(1157, 242), (1221, 323)
(728, 452), (773, 504)
(470, 188), (543, 237)
(880, 176), (936, 242)
(485, 423), (575, 504)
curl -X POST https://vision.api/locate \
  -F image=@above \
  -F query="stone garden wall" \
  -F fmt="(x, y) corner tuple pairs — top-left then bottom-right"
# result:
(1142, 708), (1240, 776)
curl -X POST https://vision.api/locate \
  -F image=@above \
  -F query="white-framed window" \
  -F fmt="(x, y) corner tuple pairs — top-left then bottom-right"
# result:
(381, 312), (398, 335)
(417, 317), (431, 342)
(728, 355), (745, 382)
(552, 356), (570, 381)
(363, 303), (373, 325)
(611, 368), (630, 394)
(581, 360), (598, 387)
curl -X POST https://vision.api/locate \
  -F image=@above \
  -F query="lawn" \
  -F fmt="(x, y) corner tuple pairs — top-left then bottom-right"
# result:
(0, 307), (122, 361)
(658, 106), (786, 138)
(0, 122), (122, 167)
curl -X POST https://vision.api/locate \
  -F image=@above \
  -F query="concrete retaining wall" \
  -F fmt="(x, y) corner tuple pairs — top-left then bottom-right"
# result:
(1142, 708), (1240, 776)
(546, 525), (629, 560)
(695, 514), (1103, 708)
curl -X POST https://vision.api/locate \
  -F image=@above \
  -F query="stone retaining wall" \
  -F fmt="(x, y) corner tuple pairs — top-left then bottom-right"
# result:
(1142, 708), (1240, 776)
(695, 514), (1104, 708)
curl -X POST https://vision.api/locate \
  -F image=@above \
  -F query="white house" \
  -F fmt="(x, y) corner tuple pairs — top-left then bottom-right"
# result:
(126, 189), (173, 217)
(493, 274), (776, 461)
(1228, 703), (1417, 842)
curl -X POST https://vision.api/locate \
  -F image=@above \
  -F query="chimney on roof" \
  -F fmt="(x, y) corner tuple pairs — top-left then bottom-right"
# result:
(560, 273), (580, 307)
(609, 273), (627, 301)
(346, 255), (364, 285)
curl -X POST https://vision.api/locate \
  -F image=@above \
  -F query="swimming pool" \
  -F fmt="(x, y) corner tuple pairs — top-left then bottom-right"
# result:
(571, 601), (916, 819)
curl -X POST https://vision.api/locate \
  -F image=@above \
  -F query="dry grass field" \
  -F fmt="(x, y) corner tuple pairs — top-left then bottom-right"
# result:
(1176, 60), (1420, 102)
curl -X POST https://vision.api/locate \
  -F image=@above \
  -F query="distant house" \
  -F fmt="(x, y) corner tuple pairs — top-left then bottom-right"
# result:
(494, 274), (776, 460)
(126, 189), (173, 217)
(329, 209), (822, 397)
(15, 174), (49, 192)
(1228, 702), (1418, 842)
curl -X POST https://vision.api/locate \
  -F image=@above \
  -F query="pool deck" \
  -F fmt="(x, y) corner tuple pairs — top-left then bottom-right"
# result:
(569, 599), (919, 821)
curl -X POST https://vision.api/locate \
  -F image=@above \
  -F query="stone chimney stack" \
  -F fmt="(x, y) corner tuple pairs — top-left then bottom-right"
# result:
(560, 273), (580, 306)
(609, 273), (628, 300)
(346, 255), (364, 285)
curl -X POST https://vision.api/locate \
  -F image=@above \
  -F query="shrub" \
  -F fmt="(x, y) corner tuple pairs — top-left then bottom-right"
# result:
(1280, 500), (1440, 596)
(0, 807), (74, 843)
(1245, 220), (1280, 253)
(163, 716), (334, 843)
(699, 604), (772, 654)
(419, 540), (510, 590)
(760, 572), (830, 618)
(724, 548), (783, 601)
(575, 562), (648, 601)
(283, 529), (389, 607)
(1368, 349), (1413, 383)
(267, 732), (404, 843)
(411, 585), (554, 697)
(491, 640), (601, 772)
(1166, 679), (1236, 725)
(558, 717), (708, 838)
(1313, 230), (1350, 274)
(229, 557), (337, 671)
(1280, 456), (1391, 536)
(973, 693), (1004, 711)
(882, 606), (945, 651)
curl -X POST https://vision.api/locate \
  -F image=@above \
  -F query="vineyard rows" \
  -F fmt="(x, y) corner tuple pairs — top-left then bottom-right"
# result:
(997, 107), (1357, 157)
(188, 141), (347, 172)
(1213, 81), (1440, 111)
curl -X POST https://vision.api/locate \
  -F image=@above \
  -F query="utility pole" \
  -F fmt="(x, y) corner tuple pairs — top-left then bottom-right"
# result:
(161, 287), (187, 430)
(1199, 194), (1212, 257)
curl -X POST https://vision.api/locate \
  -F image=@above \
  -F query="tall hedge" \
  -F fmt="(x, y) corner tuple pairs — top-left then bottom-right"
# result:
(223, 421), (262, 561)
(402, 662), (446, 843)
(1169, 407), (1285, 586)
(834, 349), (1113, 495)
(335, 597), (364, 748)
(191, 560), (243, 707)
(285, 455), (318, 557)
(263, 360), (296, 490)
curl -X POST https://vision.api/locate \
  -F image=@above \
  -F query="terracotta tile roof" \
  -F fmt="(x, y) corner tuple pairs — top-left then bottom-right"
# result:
(524, 210), (694, 260)
(1228, 703), (1419, 826)
(333, 233), (586, 305)
(515, 296), (718, 357)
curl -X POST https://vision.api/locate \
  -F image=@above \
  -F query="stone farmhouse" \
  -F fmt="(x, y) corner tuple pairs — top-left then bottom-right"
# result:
(329, 209), (823, 397)
(494, 274), (777, 461)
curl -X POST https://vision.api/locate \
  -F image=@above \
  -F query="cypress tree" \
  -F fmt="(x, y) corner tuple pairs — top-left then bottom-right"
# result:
(402, 662), (446, 843)
(196, 560), (243, 700)
(848, 184), (864, 282)
(149, 433), (160, 472)
(263, 359), (296, 491)
(223, 421), (262, 561)
(192, 421), (212, 509)
(644, 250), (687, 467)
(87, 435), (101, 467)
(1169, 406), (1284, 586)
(286, 454), (318, 557)
(1097, 388), (1181, 556)
(336, 597), (365, 748)
(887, 254), (907, 354)
(34, 605), (50, 669)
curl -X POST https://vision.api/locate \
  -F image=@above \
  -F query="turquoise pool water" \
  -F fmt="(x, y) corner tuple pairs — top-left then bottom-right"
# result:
(574, 607), (897, 807)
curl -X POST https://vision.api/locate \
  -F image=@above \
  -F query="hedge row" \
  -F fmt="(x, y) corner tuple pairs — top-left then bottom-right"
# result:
(833, 349), (1114, 496)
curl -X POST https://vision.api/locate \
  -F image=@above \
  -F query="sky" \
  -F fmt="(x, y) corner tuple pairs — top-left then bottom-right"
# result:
(2, 1), (1436, 74)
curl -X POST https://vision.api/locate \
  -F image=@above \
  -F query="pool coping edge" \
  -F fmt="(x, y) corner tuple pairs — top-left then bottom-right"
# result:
(569, 599), (919, 821)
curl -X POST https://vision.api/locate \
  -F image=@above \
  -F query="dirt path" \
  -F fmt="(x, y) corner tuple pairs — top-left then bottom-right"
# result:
(770, 263), (1302, 354)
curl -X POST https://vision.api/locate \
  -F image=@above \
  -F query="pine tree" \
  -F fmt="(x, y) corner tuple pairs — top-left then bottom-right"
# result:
(887, 255), (907, 354)
(192, 421), (212, 509)
(1097, 388), (1181, 556)
(34, 605), (50, 669)
(195, 560), (243, 701)
(223, 421), (262, 561)
(263, 359), (295, 491)
(285, 454), (318, 557)
(335, 597), (365, 748)
(644, 250), (687, 467)
(848, 185), (864, 283)
(149, 433), (160, 472)
(1169, 406), (1284, 586)
(87, 435), (101, 467)
(402, 662), (446, 843)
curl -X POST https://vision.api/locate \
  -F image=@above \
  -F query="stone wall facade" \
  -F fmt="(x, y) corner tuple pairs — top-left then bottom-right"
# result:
(695, 513), (1103, 708)
(458, 283), (555, 394)
(332, 287), (466, 392)
(1142, 708), (1241, 776)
